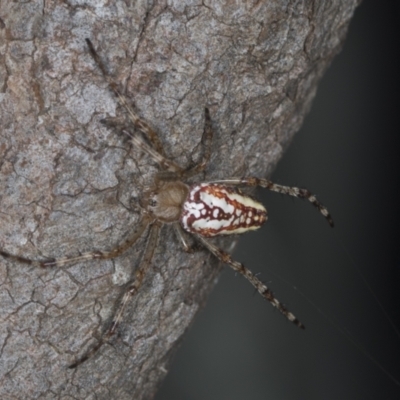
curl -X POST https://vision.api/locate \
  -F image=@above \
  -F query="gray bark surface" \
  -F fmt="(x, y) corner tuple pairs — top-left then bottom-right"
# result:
(0, 1), (360, 399)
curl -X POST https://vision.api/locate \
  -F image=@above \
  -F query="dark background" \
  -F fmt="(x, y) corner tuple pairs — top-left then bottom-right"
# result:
(158, 1), (400, 399)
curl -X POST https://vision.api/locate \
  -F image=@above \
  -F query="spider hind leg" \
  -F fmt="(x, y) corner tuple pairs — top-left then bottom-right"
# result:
(68, 221), (161, 368)
(210, 177), (334, 227)
(196, 235), (305, 329)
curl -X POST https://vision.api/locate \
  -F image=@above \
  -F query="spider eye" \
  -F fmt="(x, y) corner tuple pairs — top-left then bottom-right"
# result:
(149, 199), (157, 207)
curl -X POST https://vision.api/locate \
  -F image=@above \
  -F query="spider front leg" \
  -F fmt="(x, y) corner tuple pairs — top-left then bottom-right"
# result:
(120, 128), (183, 172)
(183, 107), (214, 179)
(69, 220), (161, 368)
(211, 177), (334, 227)
(85, 39), (165, 156)
(111, 105), (213, 176)
(0, 216), (151, 268)
(0, 249), (55, 268)
(196, 235), (305, 329)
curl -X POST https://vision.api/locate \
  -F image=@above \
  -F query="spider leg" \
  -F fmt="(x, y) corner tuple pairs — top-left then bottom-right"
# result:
(183, 107), (213, 179)
(95, 114), (182, 173)
(173, 223), (201, 253)
(85, 38), (165, 156)
(0, 249), (53, 268)
(195, 234), (305, 329)
(121, 129), (183, 173)
(173, 223), (192, 252)
(68, 220), (161, 368)
(210, 177), (334, 227)
(0, 215), (152, 268)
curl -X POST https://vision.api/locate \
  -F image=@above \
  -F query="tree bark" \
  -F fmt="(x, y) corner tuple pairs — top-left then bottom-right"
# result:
(0, 1), (360, 399)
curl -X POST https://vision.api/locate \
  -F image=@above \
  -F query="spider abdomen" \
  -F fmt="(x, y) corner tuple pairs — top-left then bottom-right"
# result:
(180, 183), (267, 237)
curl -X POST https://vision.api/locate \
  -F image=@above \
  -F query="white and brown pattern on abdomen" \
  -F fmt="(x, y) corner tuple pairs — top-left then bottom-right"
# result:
(181, 183), (267, 237)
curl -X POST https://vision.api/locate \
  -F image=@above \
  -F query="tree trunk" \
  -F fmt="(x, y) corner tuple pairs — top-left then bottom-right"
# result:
(0, 1), (360, 399)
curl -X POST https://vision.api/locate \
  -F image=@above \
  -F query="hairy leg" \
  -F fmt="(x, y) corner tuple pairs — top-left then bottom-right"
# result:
(210, 177), (334, 227)
(0, 215), (151, 268)
(121, 128), (182, 172)
(183, 107), (214, 179)
(85, 38), (165, 156)
(196, 234), (305, 329)
(69, 220), (161, 368)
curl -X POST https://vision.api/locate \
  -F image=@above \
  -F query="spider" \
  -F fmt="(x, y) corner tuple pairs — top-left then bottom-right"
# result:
(0, 39), (333, 369)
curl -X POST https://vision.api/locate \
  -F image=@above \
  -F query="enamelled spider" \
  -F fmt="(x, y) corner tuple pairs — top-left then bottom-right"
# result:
(0, 39), (333, 368)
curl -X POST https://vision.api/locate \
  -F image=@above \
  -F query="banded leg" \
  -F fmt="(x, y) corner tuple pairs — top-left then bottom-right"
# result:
(0, 215), (151, 268)
(196, 234), (305, 329)
(97, 115), (182, 172)
(211, 177), (334, 227)
(173, 223), (201, 253)
(69, 221), (161, 368)
(183, 107), (214, 179)
(173, 223), (192, 252)
(121, 128), (182, 172)
(85, 39), (165, 156)
(0, 249), (51, 268)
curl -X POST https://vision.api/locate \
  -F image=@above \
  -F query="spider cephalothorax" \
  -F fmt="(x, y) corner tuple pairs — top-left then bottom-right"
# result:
(0, 39), (333, 368)
(142, 180), (190, 223)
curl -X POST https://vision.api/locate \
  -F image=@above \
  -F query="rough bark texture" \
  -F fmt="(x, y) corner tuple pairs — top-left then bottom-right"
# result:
(0, 1), (360, 399)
